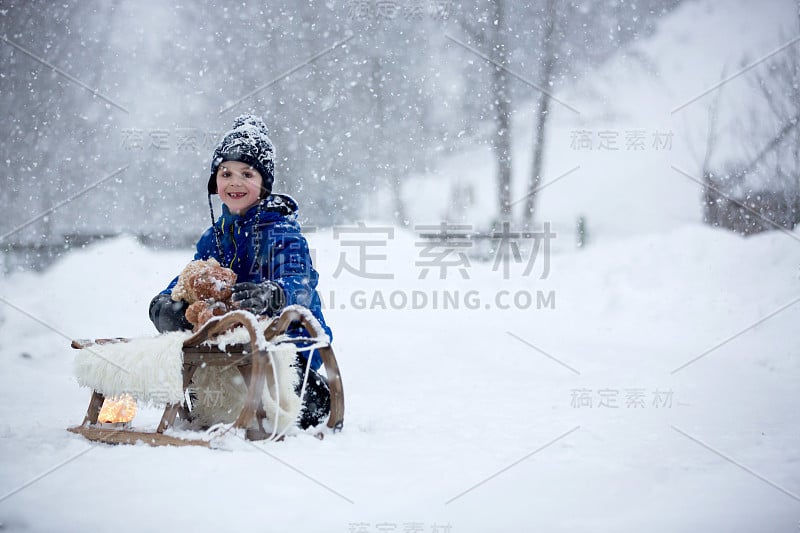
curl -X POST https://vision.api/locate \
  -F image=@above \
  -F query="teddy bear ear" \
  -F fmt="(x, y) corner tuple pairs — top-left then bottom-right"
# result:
(185, 301), (206, 328)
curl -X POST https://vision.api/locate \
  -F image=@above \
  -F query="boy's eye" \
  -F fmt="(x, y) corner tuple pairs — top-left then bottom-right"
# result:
(243, 172), (252, 178)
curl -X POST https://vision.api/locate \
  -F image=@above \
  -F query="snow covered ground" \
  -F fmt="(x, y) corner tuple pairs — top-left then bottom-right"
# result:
(0, 221), (798, 532)
(1, 0), (799, 531)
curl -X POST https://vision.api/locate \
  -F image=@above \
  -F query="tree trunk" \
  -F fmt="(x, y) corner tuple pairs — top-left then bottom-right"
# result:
(792, 9), (800, 223)
(701, 69), (724, 226)
(371, 54), (408, 226)
(491, 0), (512, 224)
(522, 0), (557, 229)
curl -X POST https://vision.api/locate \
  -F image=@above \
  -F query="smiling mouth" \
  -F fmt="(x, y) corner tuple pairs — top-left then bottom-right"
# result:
(227, 192), (248, 199)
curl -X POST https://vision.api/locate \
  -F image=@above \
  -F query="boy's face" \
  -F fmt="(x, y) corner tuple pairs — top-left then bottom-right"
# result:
(215, 160), (264, 215)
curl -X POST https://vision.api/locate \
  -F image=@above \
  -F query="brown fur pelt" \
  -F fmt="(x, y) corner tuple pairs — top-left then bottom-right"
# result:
(171, 258), (237, 331)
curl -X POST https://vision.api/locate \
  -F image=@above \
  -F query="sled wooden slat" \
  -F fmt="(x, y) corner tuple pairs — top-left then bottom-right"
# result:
(68, 306), (344, 447)
(83, 391), (105, 426)
(183, 345), (246, 355)
(156, 404), (178, 433)
(67, 426), (210, 448)
(177, 364), (199, 422)
(71, 338), (129, 350)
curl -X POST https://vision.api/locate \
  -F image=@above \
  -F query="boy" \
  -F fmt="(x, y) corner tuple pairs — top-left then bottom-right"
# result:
(148, 114), (331, 428)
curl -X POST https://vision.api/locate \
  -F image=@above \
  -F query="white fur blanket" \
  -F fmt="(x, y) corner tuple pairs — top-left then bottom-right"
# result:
(73, 330), (301, 429)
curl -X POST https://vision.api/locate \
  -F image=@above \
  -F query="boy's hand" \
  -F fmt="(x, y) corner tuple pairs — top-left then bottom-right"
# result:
(149, 293), (192, 333)
(231, 281), (285, 316)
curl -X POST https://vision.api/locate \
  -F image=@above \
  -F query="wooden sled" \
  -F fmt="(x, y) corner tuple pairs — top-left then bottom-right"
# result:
(68, 306), (344, 448)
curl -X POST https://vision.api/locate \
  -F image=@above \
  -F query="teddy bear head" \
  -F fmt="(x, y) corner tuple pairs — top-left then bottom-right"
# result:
(171, 258), (237, 330)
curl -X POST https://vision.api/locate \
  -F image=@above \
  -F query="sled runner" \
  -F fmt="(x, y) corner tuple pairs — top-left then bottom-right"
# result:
(68, 306), (344, 447)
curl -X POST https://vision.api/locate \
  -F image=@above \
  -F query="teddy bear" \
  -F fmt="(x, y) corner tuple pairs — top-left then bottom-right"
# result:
(171, 258), (238, 331)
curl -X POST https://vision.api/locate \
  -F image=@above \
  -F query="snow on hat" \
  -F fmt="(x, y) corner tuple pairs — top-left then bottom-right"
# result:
(208, 114), (275, 197)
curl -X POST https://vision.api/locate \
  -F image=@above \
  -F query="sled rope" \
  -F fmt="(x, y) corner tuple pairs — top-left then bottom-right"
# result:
(201, 324), (323, 443)
(204, 344), (285, 444)
(266, 346), (281, 441)
(263, 338), (325, 441)
(271, 347), (315, 442)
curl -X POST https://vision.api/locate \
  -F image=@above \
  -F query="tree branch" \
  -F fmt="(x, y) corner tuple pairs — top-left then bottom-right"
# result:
(738, 112), (800, 177)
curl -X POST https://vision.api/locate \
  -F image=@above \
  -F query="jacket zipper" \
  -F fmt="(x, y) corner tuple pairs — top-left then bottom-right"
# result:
(229, 223), (239, 269)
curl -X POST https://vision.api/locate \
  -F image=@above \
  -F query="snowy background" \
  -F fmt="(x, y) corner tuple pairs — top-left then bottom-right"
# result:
(1, 0), (800, 532)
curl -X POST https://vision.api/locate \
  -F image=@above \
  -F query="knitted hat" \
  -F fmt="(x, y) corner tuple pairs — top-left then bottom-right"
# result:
(208, 114), (275, 197)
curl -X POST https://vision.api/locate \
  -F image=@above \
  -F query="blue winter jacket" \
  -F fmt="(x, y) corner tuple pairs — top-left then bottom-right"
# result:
(161, 194), (331, 369)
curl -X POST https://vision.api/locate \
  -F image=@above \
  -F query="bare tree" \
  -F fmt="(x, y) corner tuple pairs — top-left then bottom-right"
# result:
(457, 0), (513, 224)
(702, 21), (800, 234)
(0, 2), (116, 245)
(522, 0), (560, 229)
(699, 66), (727, 225)
(490, 1), (512, 223)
